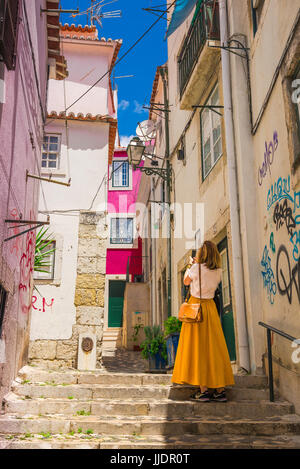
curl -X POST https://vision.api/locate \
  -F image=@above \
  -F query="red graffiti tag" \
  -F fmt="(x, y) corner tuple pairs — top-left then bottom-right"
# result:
(32, 296), (55, 312)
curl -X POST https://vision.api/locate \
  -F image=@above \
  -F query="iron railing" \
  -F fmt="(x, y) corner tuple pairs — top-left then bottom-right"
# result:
(258, 322), (297, 402)
(178, 0), (220, 97)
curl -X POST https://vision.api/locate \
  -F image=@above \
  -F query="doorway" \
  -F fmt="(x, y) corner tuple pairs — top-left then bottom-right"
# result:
(217, 237), (236, 361)
(108, 280), (126, 328)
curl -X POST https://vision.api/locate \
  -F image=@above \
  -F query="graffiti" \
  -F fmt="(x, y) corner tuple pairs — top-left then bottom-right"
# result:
(258, 131), (278, 186)
(267, 176), (300, 213)
(273, 199), (300, 236)
(276, 245), (300, 305)
(19, 229), (36, 314)
(261, 246), (277, 304)
(270, 232), (276, 253)
(9, 209), (23, 256)
(32, 296), (55, 312)
(290, 230), (300, 262)
(267, 176), (292, 210)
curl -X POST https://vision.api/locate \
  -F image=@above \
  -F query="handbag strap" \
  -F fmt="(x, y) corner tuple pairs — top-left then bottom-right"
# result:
(198, 262), (203, 321)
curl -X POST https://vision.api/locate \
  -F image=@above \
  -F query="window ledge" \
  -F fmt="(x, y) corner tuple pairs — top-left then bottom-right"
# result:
(41, 170), (66, 177)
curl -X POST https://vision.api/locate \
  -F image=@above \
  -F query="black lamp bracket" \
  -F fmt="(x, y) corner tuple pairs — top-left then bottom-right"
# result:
(4, 215), (50, 242)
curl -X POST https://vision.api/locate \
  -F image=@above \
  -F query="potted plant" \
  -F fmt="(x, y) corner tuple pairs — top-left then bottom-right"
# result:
(164, 316), (182, 369)
(132, 323), (143, 351)
(140, 325), (167, 373)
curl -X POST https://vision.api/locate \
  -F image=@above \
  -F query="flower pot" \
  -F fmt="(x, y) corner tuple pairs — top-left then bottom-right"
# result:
(165, 333), (180, 369)
(148, 351), (167, 373)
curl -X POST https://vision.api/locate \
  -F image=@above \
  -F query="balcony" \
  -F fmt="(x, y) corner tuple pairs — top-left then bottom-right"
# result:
(178, 0), (221, 110)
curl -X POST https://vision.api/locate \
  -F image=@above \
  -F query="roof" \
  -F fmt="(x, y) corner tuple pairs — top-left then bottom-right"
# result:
(46, 0), (68, 80)
(149, 67), (161, 120)
(47, 111), (118, 164)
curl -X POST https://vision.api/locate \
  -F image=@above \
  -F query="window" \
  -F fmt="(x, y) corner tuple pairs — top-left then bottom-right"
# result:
(0, 0), (19, 70)
(0, 284), (7, 337)
(112, 160), (129, 187)
(201, 84), (222, 179)
(220, 249), (230, 307)
(110, 218), (133, 244)
(34, 241), (56, 281)
(42, 135), (61, 170)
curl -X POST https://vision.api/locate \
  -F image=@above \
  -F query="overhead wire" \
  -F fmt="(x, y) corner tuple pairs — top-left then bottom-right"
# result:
(45, 0), (176, 127)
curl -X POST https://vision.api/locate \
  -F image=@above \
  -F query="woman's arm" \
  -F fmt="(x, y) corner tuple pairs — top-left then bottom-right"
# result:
(183, 257), (196, 286)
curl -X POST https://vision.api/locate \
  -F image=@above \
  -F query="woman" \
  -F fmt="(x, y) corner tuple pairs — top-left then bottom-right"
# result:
(172, 240), (235, 402)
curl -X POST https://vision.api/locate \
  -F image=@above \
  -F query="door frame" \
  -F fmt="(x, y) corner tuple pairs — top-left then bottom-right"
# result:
(104, 274), (127, 330)
(217, 237), (236, 362)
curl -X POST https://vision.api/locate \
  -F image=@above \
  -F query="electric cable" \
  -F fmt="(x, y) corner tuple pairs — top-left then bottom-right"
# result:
(45, 0), (176, 127)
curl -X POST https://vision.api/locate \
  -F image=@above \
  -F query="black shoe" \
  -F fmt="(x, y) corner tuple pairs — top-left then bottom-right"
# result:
(210, 390), (227, 402)
(190, 390), (211, 402)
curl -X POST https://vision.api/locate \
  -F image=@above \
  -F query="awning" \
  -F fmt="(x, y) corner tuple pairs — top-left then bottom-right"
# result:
(166, 0), (201, 38)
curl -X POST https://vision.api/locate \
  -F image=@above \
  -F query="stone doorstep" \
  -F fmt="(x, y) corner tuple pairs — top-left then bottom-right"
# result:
(10, 382), (272, 401)
(0, 415), (300, 436)
(3, 394), (295, 419)
(4, 434), (300, 450)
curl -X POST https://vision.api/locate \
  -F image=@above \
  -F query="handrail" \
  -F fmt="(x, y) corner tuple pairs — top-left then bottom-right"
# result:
(258, 321), (296, 402)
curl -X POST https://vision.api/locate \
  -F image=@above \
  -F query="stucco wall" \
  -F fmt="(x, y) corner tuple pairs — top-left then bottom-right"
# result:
(0, 0), (48, 400)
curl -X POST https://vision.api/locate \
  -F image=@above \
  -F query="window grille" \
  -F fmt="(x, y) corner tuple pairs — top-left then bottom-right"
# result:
(0, 0), (19, 70)
(112, 161), (129, 187)
(110, 218), (133, 244)
(42, 135), (61, 170)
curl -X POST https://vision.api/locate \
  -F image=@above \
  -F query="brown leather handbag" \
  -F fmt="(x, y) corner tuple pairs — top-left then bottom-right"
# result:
(178, 262), (203, 323)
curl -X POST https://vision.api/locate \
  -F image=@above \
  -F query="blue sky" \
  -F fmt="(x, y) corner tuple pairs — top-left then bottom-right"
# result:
(60, 0), (168, 146)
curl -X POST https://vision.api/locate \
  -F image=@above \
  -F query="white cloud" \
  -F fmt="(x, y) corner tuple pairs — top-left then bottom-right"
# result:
(118, 99), (130, 111)
(133, 100), (147, 114)
(120, 135), (135, 148)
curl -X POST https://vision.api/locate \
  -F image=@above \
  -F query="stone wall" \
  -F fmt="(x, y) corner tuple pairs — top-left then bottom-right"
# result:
(28, 211), (107, 369)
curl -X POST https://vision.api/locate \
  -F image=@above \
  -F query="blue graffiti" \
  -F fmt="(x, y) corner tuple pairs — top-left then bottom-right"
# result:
(261, 246), (277, 304)
(267, 176), (292, 210)
(270, 232), (276, 253)
(290, 230), (300, 262)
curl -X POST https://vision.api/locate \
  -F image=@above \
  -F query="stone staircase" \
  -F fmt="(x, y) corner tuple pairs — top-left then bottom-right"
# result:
(1, 365), (300, 449)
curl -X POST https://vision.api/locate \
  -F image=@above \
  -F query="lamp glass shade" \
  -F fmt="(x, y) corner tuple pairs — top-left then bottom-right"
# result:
(127, 137), (145, 167)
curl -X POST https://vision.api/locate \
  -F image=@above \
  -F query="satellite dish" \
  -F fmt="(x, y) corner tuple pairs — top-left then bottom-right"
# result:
(136, 120), (156, 142)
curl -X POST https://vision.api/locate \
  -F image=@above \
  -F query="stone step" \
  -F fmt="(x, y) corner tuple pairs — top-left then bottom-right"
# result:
(18, 366), (268, 388)
(4, 393), (294, 419)
(11, 382), (271, 401)
(0, 414), (300, 436)
(4, 434), (300, 449)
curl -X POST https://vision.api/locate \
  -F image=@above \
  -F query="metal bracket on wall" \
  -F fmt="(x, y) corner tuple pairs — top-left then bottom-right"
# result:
(192, 105), (224, 117)
(208, 41), (250, 60)
(40, 7), (79, 14)
(26, 170), (71, 187)
(143, 102), (170, 120)
(4, 215), (50, 242)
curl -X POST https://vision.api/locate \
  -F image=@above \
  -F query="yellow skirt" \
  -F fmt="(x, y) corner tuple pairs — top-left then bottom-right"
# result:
(172, 296), (235, 388)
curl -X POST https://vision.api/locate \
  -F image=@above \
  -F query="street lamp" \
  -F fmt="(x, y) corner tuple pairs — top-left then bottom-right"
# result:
(126, 137), (145, 169)
(126, 136), (172, 186)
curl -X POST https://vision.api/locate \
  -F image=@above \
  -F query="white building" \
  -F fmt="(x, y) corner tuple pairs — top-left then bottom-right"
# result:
(29, 24), (121, 369)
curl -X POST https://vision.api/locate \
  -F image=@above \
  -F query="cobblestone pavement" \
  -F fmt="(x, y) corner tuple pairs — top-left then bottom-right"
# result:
(102, 348), (148, 373)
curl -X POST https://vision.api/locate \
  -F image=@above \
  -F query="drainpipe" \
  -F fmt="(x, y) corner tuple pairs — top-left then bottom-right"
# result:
(159, 66), (172, 318)
(219, 0), (250, 372)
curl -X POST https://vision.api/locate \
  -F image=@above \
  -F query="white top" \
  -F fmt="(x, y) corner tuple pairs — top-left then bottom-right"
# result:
(185, 263), (222, 299)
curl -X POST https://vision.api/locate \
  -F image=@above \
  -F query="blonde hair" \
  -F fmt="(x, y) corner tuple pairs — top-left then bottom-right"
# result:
(196, 240), (221, 270)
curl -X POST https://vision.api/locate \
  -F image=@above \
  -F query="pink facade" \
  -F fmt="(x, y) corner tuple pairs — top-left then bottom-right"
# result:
(106, 149), (143, 277)
(0, 0), (59, 399)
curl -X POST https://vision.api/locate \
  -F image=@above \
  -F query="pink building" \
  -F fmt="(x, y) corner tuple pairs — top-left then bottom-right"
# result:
(0, 0), (66, 399)
(104, 147), (143, 349)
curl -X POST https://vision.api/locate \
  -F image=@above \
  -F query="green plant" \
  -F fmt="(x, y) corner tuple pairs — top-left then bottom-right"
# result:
(76, 410), (91, 416)
(140, 325), (167, 361)
(164, 316), (182, 336)
(132, 323), (143, 343)
(34, 227), (56, 275)
(86, 429), (93, 435)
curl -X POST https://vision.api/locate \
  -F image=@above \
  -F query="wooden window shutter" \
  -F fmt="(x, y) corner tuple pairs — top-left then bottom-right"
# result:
(0, 0), (19, 70)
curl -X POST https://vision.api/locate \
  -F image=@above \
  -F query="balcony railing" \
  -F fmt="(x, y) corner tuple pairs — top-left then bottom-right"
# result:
(178, 0), (220, 97)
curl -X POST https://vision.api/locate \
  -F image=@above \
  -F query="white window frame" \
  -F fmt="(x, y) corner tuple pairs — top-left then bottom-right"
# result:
(200, 84), (223, 179)
(109, 157), (132, 191)
(33, 241), (56, 281)
(42, 134), (61, 171)
(107, 213), (136, 249)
